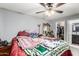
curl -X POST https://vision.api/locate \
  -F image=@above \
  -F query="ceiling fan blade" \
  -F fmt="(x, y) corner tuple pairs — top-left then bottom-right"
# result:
(40, 3), (46, 8)
(55, 10), (63, 13)
(36, 11), (45, 14)
(56, 3), (65, 7)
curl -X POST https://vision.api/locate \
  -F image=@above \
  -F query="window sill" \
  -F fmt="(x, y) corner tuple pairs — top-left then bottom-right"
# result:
(70, 44), (79, 49)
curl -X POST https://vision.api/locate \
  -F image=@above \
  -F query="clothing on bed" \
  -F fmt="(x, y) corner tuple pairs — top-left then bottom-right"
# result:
(30, 33), (38, 38)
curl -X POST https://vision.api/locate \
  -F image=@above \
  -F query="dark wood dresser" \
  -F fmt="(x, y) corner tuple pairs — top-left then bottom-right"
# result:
(0, 45), (11, 56)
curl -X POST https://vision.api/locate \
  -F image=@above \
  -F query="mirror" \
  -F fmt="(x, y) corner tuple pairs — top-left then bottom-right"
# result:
(42, 23), (54, 37)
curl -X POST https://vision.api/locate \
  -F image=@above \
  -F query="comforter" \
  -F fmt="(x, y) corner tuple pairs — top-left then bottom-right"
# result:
(24, 39), (70, 56)
(10, 37), (72, 56)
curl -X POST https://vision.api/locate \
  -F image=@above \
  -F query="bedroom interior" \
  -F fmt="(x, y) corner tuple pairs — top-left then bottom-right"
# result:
(0, 3), (79, 56)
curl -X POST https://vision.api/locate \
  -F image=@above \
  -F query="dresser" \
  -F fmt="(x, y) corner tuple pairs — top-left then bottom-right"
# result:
(0, 45), (11, 56)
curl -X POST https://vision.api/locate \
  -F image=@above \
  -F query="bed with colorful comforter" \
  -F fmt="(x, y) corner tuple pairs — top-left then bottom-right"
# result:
(24, 39), (70, 56)
(10, 37), (72, 56)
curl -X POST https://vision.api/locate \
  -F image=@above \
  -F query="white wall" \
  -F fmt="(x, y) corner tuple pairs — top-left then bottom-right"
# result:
(0, 10), (4, 40)
(1, 10), (47, 42)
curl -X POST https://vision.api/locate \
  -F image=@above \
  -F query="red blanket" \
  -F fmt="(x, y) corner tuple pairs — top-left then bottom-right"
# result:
(10, 37), (26, 56)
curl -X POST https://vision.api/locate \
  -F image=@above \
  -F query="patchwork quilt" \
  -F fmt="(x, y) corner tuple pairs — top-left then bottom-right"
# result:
(24, 40), (69, 56)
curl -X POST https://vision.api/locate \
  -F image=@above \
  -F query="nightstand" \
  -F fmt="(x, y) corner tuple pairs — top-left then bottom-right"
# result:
(0, 45), (11, 56)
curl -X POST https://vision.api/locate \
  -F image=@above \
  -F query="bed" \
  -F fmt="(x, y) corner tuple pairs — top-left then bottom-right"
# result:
(10, 31), (72, 56)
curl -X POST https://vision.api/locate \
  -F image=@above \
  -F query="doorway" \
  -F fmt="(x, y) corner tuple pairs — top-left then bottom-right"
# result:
(56, 21), (65, 40)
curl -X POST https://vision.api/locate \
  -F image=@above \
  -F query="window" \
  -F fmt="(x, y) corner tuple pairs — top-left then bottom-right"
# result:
(72, 23), (79, 45)
(68, 20), (79, 46)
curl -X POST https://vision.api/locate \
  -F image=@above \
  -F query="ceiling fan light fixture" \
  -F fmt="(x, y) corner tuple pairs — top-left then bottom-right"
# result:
(51, 10), (55, 14)
(45, 10), (54, 16)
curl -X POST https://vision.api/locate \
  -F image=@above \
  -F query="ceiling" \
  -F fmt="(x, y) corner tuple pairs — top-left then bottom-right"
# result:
(0, 3), (79, 20)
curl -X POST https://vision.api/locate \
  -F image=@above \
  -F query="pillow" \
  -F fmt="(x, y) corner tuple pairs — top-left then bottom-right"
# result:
(41, 36), (57, 40)
(17, 31), (30, 37)
(32, 38), (44, 44)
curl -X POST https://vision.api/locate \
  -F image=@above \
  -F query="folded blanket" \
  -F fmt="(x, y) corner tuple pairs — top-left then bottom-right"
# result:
(17, 36), (32, 49)
(17, 36), (43, 49)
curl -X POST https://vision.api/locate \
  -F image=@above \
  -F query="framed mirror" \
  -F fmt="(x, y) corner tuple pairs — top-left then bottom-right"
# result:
(42, 23), (54, 37)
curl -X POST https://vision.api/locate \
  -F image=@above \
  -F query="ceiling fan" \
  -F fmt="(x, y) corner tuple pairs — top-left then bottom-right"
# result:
(36, 3), (65, 16)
